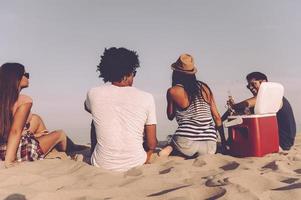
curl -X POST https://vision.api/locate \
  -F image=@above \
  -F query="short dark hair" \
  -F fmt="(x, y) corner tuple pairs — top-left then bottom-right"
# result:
(97, 47), (140, 82)
(246, 72), (268, 82)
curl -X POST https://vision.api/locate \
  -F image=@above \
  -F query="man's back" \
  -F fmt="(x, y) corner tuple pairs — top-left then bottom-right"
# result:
(86, 84), (156, 171)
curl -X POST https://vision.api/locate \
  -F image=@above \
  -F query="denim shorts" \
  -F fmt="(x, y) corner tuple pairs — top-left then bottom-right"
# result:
(172, 136), (217, 157)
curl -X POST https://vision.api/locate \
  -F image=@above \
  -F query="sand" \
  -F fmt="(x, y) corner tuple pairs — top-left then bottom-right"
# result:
(1, 134), (301, 200)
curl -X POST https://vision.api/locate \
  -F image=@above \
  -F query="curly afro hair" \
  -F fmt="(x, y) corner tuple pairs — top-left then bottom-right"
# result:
(97, 47), (140, 83)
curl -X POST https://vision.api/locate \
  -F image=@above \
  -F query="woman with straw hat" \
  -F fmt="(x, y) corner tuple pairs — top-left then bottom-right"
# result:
(160, 54), (226, 157)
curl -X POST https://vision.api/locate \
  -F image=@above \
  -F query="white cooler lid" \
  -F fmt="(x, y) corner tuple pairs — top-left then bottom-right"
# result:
(254, 82), (284, 114)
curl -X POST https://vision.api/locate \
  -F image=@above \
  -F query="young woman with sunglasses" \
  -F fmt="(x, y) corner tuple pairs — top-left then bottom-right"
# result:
(0, 63), (73, 168)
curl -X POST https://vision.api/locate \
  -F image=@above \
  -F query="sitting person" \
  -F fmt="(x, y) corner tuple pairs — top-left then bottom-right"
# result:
(225, 72), (296, 150)
(160, 54), (226, 158)
(0, 63), (78, 168)
(85, 47), (157, 171)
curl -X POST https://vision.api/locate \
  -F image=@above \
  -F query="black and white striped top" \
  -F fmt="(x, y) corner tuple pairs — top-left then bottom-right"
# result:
(174, 89), (217, 142)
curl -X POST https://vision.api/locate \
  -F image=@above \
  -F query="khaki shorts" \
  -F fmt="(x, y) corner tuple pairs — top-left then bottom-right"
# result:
(172, 136), (216, 157)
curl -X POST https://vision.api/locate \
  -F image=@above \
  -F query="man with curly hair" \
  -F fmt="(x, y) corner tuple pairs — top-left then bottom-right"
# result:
(85, 47), (157, 171)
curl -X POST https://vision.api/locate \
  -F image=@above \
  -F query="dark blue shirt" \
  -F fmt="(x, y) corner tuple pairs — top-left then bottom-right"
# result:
(277, 97), (296, 150)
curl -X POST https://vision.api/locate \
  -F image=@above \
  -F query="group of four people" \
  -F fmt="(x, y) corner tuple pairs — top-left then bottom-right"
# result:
(0, 47), (296, 171)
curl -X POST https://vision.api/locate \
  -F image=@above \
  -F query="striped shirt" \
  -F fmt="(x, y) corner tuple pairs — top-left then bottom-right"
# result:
(174, 89), (217, 141)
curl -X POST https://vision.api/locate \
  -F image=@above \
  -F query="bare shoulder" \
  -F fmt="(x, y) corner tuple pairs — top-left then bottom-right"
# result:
(14, 102), (32, 116)
(18, 94), (33, 103)
(199, 82), (213, 103)
(199, 82), (211, 93)
(168, 86), (185, 97)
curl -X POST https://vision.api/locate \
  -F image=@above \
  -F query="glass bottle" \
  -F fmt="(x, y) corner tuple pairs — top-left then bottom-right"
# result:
(226, 90), (235, 115)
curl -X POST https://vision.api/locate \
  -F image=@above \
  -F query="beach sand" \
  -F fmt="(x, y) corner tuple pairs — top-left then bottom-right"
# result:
(1, 134), (301, 200)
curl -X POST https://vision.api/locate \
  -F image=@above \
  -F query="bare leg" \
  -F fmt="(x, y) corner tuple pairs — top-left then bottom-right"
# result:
(36, 129), (67, 155)
(159, 146), (173, 157)
(27, 114), (49, 137)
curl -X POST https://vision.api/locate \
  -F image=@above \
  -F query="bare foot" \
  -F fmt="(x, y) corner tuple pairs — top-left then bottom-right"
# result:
(159, 146), (173, 157)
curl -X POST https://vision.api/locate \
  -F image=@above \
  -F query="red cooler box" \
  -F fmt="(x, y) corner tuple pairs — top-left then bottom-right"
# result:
(226, 114), (279, 157)
(224, 82), (284, 157)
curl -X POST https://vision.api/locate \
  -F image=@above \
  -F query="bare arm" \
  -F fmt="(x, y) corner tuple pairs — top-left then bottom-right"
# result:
(209, 95), (222, 127)
(245, 97), (256, 108)
(202, 85), (226, 150)
(211, 96), (226, 142)
(144, 124), (157, 164)
(84, 101), (91, 113)
(5, 103), (32, 167)
(85, 91), (92, 114)
(166, 86), (190, 120)
(166, 89), (175, 120)
(232, 96), (256, 112)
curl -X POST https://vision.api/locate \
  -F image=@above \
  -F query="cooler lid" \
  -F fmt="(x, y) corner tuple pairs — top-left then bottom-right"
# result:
(254, 82), (284, 114)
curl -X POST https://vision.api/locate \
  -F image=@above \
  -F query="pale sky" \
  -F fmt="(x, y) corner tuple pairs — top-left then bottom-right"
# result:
(1, 0), (300, 143)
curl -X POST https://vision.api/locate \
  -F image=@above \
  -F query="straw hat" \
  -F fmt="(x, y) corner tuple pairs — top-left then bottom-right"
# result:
(171, 54), (197, 74)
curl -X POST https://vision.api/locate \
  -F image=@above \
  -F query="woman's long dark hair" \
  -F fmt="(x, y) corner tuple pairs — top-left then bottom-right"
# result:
(0, 63), (25, 144)
(172, 71), (212, 103)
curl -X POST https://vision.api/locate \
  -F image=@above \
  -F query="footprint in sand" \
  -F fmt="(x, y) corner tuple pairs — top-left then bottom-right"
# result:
(272, 183), (301, 191)
(262, 161), (278, 170)
(4, 194), (27, 200)
(199, 187), (227, 200)
(205, 177), (230, 187)
(146, 184), (192, 197)
(294, 169), (301, 174)
(161, 160), (176, 168)
(220, 161), (240, 171)
(280, 178), (299, 184)
(159, 167), (174, 174)
(192, 158), (206, 167)
(124, 167), (143, 177)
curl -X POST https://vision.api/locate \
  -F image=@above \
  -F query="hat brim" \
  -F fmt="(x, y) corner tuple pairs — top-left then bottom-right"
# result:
(171, 64), (197, 75)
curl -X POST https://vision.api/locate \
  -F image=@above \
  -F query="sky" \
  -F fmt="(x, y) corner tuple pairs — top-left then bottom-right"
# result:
(0, 0), (300, 143)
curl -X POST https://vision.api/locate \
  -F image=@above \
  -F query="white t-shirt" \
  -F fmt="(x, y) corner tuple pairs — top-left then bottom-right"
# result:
(86, 84), (157, 172)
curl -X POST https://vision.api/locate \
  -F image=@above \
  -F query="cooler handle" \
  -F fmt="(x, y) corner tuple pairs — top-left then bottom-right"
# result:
(223, 117), (243, 128)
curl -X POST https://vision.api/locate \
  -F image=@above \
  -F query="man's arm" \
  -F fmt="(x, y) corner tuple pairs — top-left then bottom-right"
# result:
(84, 90), (92, 113)
(144, 124), (157, 164)
(84, 101), (91, 113)
(232, 97), (256, 112)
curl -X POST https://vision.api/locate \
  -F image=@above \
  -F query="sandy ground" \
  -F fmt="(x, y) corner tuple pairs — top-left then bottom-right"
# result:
(1, 134), (301, 200)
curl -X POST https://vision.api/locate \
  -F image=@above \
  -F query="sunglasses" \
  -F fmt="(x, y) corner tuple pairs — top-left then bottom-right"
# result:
(246, 80), (261, 89)
(23, 72), (30, 79)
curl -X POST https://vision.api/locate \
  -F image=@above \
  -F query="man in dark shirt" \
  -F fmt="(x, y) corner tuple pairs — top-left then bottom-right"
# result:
(227, 72), (296, 150)
(276, 97), (296, 150)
